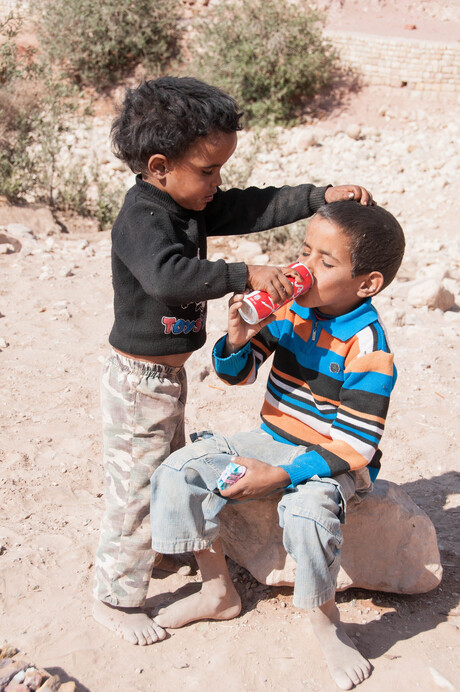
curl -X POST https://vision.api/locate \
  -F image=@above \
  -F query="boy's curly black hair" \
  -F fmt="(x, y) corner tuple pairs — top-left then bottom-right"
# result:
(317, 201), (405, 289)
(111, 76), (243, 175)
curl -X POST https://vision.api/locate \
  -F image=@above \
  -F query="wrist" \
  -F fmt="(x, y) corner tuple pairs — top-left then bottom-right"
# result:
(271, 466), (290, 489)
(223, 335), (245, 356)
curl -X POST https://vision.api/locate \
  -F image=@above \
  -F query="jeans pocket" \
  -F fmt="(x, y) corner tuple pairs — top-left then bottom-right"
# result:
(189, 430), (236, 455)
(290, 504), (344, 545)
(163, 430), (234, 471)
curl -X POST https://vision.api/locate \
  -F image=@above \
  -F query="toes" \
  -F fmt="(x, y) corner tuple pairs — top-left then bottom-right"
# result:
(121, 629), (140, 645)
(351, 667), (364, 685)
(140, 628), (154, 646)
(151, 621), (167, 641)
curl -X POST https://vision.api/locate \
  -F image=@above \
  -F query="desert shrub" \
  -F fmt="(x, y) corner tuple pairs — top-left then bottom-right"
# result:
(0, 15), (78, 206)
(188, 0), (338, 126)
(0, 13), (124, 228)
(32, 0), (182, 87)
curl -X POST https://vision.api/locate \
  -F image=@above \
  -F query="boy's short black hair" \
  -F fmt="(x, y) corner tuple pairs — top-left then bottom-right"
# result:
(317, 201), (405, 289)
(111, 76), (243, 174)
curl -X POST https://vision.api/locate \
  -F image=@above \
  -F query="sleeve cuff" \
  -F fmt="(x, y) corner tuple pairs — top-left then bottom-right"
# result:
(227, 262), (248, 293)
(279, 450), (331, 487)
(309, 184), (331, 212)
(212, 336), (252, 377)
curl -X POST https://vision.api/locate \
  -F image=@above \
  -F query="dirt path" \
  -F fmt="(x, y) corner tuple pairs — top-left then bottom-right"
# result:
(0, 2), (459, 691)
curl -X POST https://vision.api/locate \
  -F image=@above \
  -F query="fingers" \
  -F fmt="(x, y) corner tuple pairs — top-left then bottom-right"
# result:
(350, 185), (374, 206)
(267, 272), (294, 303)
(325, 185), (375, 206)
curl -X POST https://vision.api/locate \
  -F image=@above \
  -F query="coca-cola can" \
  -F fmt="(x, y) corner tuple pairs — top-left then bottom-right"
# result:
(239, 262), (314, 325)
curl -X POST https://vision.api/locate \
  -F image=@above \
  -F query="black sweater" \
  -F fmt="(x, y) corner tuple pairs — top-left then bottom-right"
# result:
(109, 175), (329, 356)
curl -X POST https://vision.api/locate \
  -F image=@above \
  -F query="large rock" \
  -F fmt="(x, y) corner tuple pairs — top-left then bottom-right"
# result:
(219, 480), (442, 594)
(0, 203), (61, 236)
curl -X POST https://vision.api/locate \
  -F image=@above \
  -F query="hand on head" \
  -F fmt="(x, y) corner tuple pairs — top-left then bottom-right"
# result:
(325, 185), (375, 206)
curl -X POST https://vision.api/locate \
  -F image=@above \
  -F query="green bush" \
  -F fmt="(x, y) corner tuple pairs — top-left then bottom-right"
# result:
(0, 13), (78, 206)
(0, 13), (123, 229)
(32, 0), (182, 87)
(188, 0), (338, 126)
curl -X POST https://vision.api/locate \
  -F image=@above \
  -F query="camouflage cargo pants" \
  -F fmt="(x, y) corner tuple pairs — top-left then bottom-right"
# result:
(93, 350), (187, 607)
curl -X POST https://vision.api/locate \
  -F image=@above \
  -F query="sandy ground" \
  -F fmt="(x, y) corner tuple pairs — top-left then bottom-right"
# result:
(1, 2), (460, 691)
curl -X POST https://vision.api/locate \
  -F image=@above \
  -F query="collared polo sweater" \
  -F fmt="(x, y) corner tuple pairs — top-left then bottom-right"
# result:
(109, 176), (329, 356)
(212, 299), (397, 485)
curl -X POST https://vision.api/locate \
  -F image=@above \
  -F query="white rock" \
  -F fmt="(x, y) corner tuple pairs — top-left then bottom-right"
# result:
(251, 253), (270, 265)
(408, 279), (455, 311)
(429, 667), (455, 690)
(219, 480), (442, 595)
(421, 264), (448, 281)
(292, 130), (319, 151)
(232, 238), (263, 261)
(6, 222), (34, 236)
(0, 243), (15, 254)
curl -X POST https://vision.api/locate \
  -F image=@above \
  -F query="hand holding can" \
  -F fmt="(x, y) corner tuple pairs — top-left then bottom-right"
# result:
(238, 262), (314, 325)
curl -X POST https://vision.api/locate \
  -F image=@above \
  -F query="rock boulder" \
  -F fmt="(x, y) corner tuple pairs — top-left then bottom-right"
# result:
(219, 479), (442, 594)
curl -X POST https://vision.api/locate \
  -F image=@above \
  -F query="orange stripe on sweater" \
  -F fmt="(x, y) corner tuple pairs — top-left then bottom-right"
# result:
(316, 330), (350, 356)
(345, 351), (394, 376)
(251, 335), (272, 358)
(261, 400), (329, 445)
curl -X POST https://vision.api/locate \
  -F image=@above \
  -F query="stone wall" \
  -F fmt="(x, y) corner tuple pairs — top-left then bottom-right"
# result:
(325, 29), (460, 97)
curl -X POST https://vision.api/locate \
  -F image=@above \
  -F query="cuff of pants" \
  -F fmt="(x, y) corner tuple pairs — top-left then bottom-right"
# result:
(292, 583), (336, 610)
(151, 534), (218, 554)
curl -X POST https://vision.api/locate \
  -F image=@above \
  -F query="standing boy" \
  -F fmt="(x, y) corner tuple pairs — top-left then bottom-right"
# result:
(150, 201), (405, 689)
(93, 75), (374, 646)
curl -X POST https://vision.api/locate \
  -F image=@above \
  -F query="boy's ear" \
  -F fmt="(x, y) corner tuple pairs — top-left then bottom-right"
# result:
(147, 154), (171, 180)
(356, 271), (384, 298)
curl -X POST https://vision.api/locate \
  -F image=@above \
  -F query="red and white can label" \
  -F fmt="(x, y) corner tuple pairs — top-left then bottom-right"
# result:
(239, 262), (314, 325)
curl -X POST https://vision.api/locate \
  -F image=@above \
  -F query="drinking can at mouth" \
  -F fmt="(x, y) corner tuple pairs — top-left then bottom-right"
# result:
(238, 262), (314, 325)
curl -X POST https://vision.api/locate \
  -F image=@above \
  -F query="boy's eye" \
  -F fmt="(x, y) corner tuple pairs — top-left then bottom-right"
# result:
(322, 260), (333, 268)
(202, 170), (213, 176)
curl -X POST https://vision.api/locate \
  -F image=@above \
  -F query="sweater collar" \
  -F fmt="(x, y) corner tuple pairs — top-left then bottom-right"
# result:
(135, 174), (193, 218)
(289, 298), (378, 340)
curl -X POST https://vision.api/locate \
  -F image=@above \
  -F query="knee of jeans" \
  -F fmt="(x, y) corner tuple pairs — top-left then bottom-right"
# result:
(280, 484), (343, 542)
(281, 504), (343, 567)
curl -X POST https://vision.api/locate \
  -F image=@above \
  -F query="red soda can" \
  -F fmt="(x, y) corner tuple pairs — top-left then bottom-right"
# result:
(238, 262), (314, 325)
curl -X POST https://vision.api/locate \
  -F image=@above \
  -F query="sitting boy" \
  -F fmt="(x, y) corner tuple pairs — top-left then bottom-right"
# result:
(149, 200), (405, 690)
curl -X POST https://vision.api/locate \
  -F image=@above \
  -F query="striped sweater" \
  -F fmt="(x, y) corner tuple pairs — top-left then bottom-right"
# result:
(212, 298), (396, 486)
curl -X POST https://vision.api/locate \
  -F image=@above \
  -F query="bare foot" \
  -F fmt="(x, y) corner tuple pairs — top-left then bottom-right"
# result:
(154, 553), (197, 576)
(309, 601), (372, 690)
(155, 583), (241, 629)
(93, 599), (166, 645)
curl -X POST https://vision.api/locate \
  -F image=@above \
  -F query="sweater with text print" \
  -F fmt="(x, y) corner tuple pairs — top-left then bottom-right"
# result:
(212, 299), (396, 485)
(109, 176), (329, 356)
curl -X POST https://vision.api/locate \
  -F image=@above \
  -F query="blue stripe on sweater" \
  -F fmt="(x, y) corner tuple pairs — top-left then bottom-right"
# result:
(266, 379), (337, 420)
(333, 421), (381, 445)
(342, 370), (394, 396)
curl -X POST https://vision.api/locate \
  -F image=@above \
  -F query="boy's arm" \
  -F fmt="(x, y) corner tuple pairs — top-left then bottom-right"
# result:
(205, 183), (374, 237)
(212, 296), (281, 384)
(113, 203), (294, 305)
(204, 184), (329, 237)
(278, 347), (396, 486)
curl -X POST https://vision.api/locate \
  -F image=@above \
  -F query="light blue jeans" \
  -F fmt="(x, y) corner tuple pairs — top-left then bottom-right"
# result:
(150, 429), (369, 609)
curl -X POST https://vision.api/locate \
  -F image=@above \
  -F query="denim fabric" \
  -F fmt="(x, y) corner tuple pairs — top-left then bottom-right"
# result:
(150, 429), (366, 609)
(94, 350), (187, 607)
